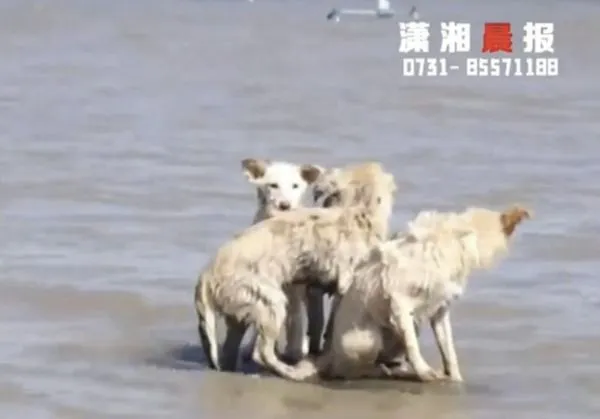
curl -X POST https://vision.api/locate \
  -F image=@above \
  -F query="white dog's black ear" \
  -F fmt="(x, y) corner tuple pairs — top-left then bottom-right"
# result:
(241, 158), (268, 182)
(300, 164), (324, 184)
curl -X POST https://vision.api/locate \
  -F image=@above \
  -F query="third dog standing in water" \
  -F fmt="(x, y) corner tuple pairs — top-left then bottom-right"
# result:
(299, 205), (531, 382)
(194, 162), (396, 380)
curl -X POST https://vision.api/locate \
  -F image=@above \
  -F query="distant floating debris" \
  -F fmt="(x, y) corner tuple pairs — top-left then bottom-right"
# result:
(409, 5), (420, 21)
(326, 9), (341, 21)
(326, 0), (395, 22)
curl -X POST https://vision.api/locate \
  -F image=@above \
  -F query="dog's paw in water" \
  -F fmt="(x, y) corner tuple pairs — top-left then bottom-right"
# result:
(291, 358), (321, 382)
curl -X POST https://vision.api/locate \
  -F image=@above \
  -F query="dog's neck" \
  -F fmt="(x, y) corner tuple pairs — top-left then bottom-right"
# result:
(251, 188), (270, 224)
(398, 236), (476, 290)
(371, 217), (389, 241)
(252, 188), (292, 224)
(443, 237), (491, 289)
(452, 243), (476, 287)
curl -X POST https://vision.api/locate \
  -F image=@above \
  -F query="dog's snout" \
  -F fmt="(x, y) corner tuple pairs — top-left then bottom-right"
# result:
(278, 202), (291, 211)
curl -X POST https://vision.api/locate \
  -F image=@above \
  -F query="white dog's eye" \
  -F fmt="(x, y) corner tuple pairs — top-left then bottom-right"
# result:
(268, 183), (278, 189)
(292, 183), (299, 189)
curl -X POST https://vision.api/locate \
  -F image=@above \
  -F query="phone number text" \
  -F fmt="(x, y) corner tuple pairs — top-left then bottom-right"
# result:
(401, 57), (559, 77)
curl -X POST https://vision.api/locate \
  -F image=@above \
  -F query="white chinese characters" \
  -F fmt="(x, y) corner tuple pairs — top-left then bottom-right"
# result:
(398, 22), (430, 53)
(398, 20), (558, 77)
(440, 22), (471, 53)
(398, 21), (556, 55)
(523, 22), (555, 53)
(399, 22), (472, 54)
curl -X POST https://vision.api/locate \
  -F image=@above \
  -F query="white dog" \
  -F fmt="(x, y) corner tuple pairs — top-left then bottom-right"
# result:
(299, 205), (531, 382)
(194, 162), (396, 380)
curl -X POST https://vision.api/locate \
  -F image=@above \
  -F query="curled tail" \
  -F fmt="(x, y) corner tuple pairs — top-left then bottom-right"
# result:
(194, 275), (220, 370)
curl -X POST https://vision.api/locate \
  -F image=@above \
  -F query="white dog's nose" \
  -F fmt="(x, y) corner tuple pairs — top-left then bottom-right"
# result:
(278, 201), (291, 211)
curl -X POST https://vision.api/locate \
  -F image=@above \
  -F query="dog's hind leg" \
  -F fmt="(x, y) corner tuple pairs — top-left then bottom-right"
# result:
(329, 317), (384, 379)
(389, 293), (441, 382)
(431, 307), (463, 382)
(282, 285), (305, 365)
(377, 319), (422, 372)
(197, 312), (220, 370)
(306, 286), (325, 356)
(240, 326), (258, 364)
(321, 269), (354, 355)
(321, 293), (342, 355)
(253, 293), (310, 381)
(221, 316), (248, 372)
(195, 283), (220, 370)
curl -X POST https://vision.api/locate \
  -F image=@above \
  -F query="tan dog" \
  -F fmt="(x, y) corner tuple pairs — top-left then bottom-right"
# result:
(194, 162), (396, 380)
(303, 163), (401, 356)
(298, 205), (531, 382)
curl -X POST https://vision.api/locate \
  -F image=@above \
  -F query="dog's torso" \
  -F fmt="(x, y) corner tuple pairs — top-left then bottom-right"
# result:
(346, 234), (473, 325)
(204, 206), (383, 319)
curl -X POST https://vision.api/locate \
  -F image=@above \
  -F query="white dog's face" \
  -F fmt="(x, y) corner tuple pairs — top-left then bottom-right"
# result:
(242, 158), (323, 211)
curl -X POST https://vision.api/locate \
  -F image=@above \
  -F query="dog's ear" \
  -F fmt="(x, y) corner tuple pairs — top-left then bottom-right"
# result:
(241, 158), (268, 183)
(500, 205), (532, 237)
(300, 164), (324, 184)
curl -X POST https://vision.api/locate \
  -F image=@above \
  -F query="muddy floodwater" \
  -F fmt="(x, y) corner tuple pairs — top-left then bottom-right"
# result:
(1, 0), (599, 418)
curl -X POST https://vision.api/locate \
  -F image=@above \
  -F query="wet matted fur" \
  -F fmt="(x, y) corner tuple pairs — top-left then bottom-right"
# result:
(298, 205), (531, 383)
(194, 162), (396, 380)
(225, 158), (323, 368)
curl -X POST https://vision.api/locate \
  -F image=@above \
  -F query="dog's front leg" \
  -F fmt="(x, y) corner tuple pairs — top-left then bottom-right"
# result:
(431, 306), (463, 382)
(389, 294), (441, 382)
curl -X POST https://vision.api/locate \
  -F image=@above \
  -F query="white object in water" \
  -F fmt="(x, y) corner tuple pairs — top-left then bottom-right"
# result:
(326, 0), (396, 22)
(377, 0), (393, 15)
